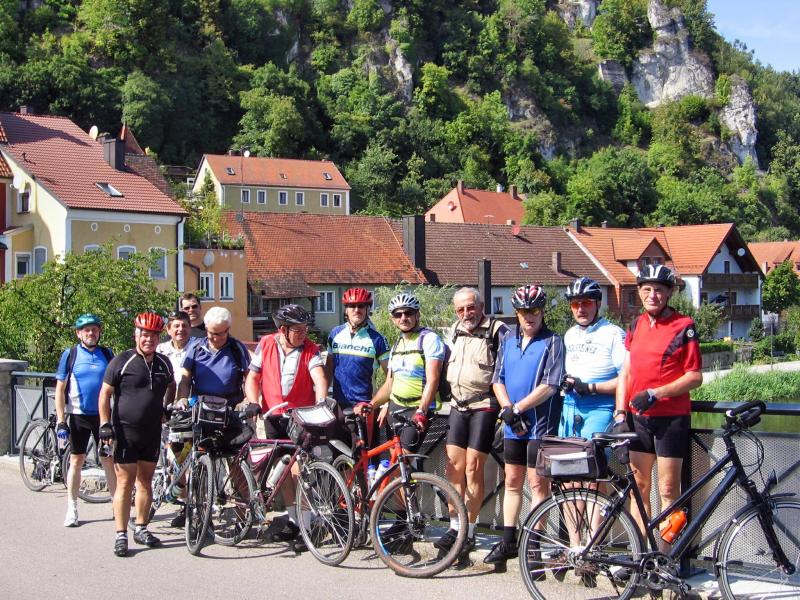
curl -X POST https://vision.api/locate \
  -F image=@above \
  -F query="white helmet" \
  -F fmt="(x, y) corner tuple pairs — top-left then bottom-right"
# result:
(388, 292), (421, 314)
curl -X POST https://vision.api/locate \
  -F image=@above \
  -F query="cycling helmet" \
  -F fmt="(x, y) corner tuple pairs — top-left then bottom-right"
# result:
(636, 264), (676, 288)
(74, 313), (102, 329)
(273, 303), (312, 328)
(511, 285), (547, 310)
(134, 312), (165, 333)
(565, 277), (602, 301)
(387, 292), (420, 314)
(342, 287), (372, 305)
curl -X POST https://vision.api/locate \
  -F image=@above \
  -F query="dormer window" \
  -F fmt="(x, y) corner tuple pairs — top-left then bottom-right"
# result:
(225, 167), (235, 175)
(96, 182), (123, 197)
(323, 172), (332, 180)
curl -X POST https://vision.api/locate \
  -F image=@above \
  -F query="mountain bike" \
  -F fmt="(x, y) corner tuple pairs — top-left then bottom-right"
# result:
(331, 406), (468, 578)
(517, 400), (800, 600)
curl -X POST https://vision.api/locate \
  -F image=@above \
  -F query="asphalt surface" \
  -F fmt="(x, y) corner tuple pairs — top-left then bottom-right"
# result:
(0, 458), (528, 600)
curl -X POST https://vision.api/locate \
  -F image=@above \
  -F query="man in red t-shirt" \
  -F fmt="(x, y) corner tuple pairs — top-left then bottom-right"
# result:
(613, 265), (703, 535)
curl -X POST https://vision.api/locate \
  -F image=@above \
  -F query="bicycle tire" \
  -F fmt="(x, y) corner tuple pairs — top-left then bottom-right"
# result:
(212, 457), (257, 546)
(717, 497), (800, 600)
(296, 460), (355, 566)
(369, 471), (468, 578)
(185, 454), (214, 555)
(332, 454), (369, 546)
(62, 436), (112, 503)
(19, 419), (56, 492)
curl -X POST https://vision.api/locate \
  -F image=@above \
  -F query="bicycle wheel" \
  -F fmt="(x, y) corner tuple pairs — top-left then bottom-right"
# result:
(62, 436), (112, 503)
(519, 488), (643, 600)
(19, 419), (56, 491)
(212, 456), (256, 546)
(717, 497), (800, 600)
(296, 460), (355, 566)
(185, 454), (214, 555)
(370, 471), (468, 578)
(332, 454), (369, 546)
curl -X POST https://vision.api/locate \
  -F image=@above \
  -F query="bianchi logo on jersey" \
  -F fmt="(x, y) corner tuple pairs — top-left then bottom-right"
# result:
(332, 341), (374, 355)
(685, 327), (696, 339)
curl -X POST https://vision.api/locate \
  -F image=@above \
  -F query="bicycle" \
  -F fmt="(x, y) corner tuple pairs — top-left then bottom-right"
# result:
(19, 414), (110, 503)
(517, 400), (800, 600)
(331, 406), (468, 578)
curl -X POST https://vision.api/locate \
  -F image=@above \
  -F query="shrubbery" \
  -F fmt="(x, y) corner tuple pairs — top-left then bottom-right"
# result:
(699, 341), (733, 354)
(693, 364), (800, 403)
(752, 333), (796, 360)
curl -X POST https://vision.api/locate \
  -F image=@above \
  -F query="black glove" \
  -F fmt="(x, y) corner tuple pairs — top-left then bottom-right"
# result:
(99, 422), (114, 442)
(572, 378), (590, 395)
(499, 406), (518, 426)
(243, 403), (261, 418)
(612, 418), (630, 435)
(630, 389), (658, 414)
(499, 407), (530, 436)
(560, 374), (574, 392)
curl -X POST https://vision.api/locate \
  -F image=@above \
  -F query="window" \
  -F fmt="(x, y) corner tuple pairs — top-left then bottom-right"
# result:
(241, 189), (250, 204)
(118, 245), (136, 260)
(724, 260), (731, 274)
(700, 292), (708, 304)
(323, 172), (332, 180)
(15, 253), (31, 278)
(315, 291), (335, 313)
(219, 273), (234, 300)
(95, 182), (123, 197)
(729, 291), (738, 305)
(651, 257), (663, 265)
(320, 193), (329, 207)
(627, 291), (637, 307)
(280, 173), (287, 179)
(84, 244), (101, 253)
(199, 273), (214, 300)
(333, 193), (342, 208)
(492, 297), (504, 314)
(295, 191), (304, 206)
(279, 191), (288, 205)
(257, 189), (266, 204)
(225, 167), (235, 175)
(17, 191), (30, 213)
(33, 247), (47, 274)
(149, 247), (167, 280)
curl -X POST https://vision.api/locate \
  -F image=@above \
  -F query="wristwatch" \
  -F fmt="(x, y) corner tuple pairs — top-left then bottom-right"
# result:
(613, 409), (627, 418)
(512, 405), (521, 416)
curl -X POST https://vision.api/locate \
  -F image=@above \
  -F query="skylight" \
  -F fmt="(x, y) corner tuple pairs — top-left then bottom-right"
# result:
(323, 172), (332, 180)
(225, 167), (235, 175)
(96, 182), (123, 197)
(280, 173), (288, 179)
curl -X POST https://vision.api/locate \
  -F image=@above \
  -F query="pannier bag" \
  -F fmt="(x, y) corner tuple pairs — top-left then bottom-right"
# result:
(168, 410), (194, 443)
(535, 435), (608, 480)
(195, 395), (229, 432)
(287, 403), (336, 445)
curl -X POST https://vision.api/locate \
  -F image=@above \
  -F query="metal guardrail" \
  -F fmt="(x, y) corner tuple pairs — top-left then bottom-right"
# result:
(10, 371), (57, 454)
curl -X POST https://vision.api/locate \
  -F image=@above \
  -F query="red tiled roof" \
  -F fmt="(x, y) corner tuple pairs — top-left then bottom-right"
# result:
(645, 223), (738, 275)
(0, 121), (7, 143)
(203, 155), (350, 190)
(0, 112), (186, 216)
(251, 278), (321, 299)
(404, 221), (610, 286)
(119, 124), (145, 155)
(0, 154), (10, 178)
(224, 212), (426, 286)
(426, 186), (524, 225)
(749, 241), (800, 275)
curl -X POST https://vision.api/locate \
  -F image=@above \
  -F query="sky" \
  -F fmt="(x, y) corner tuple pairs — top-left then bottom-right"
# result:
(707, 0), (800, 73)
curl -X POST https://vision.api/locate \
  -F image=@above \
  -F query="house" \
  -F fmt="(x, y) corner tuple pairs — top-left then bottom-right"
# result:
(749, 240), (800, 277)
(223, 212), (426, 336)
(0, 110), (187, 288)
(193, 154), (351, 216)
(411, 219), (612, 316)
(425, 180), (525, 225)
(567, 221), (762, 338)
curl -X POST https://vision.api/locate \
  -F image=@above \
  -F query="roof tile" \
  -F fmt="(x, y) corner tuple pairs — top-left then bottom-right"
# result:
(750, 241), (800, 275)
(426, 186), (524, 225)
(204, 155), (350, 190)
(0, 154), (10, 178)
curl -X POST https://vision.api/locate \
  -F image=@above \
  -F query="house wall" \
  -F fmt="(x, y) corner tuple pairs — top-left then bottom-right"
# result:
(183, 248), (250, 341)
(191, 160), (223, 201)
(221, 185), (349, 216)
(425, 189), (462, 223)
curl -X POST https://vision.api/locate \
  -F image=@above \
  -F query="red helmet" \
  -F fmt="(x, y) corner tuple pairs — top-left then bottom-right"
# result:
(134, 312), (165, 333)
(341, 287), (372, 305)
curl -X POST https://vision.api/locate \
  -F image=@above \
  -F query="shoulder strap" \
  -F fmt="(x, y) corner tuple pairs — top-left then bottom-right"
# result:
(99, 346), (114, 363)
(64, 344), (79, 395)
(488, 318), (504, 360)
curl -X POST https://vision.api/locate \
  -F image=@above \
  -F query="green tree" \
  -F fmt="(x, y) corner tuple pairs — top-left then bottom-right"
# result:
(0, 245), (178, 371)
(413, 63), (461, 119)
(613, 84), (651, 146)
(522, 191), (569, 226)
(591, 0), (650, 67)
(345, 142), (400, 215)
(121, 70), (172, 151)
(762, 260), (800, 314)
(347, 0), (384, 33)
(182, 173), (223, 246)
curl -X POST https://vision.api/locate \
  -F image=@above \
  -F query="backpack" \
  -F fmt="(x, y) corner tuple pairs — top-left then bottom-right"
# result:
(390, 328), (452, 404)
(64, 344), (114, 396)
(450, 317), (505, 363)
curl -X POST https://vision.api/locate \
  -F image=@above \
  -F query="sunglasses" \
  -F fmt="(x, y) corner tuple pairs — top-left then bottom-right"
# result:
(570, 300), (596, 309)
(392, 309), (417, 319)
(517, 307), (543, 316)
(182, 304), (200, 310)
(168, 310), (190, 321)
(346, 303), (370, 309)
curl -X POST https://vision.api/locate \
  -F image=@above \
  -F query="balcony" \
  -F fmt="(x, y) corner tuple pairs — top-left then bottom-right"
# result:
(702, 272), (760, 287)
(721, 304), (760, 320)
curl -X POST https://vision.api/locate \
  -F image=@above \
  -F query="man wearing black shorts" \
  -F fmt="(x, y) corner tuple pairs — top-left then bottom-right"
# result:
(99, 313), (174, 557)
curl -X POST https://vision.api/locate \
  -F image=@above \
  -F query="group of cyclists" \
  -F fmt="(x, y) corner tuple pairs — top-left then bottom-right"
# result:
(51, 263), (703, 569)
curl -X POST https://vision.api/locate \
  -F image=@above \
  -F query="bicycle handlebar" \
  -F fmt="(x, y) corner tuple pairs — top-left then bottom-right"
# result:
(725, 401), (766, 429)
(725, 400), (766, 419)
(263, 402), (289, 419)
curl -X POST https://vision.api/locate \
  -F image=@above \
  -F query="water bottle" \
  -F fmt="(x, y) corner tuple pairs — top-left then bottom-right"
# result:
(188, 395), (199, 407)
(266, 455), (291, 489)
(374, 459), (390, 483)
(164, 480), (185, 504)
(367, 464), (377, 488)
(660, 509), (688, 544)
(57, 431), (68, 451)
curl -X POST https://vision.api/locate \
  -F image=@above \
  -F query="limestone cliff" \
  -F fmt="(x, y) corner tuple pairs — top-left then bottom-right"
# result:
(557, 0), (598, 30)
(719, 75), (760, 167)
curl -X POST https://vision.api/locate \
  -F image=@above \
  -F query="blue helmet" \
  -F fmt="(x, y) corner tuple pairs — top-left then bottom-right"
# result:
(74, 313), (102, 329)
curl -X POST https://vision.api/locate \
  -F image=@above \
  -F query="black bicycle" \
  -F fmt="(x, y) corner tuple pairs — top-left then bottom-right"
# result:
(518, 401), (800, 599)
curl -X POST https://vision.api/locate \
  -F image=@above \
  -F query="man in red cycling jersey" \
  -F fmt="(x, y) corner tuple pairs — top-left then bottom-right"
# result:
(614, 265), (703, 536)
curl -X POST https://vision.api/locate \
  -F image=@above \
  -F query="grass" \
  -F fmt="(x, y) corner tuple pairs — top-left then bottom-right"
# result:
(693, 363), (800, 403)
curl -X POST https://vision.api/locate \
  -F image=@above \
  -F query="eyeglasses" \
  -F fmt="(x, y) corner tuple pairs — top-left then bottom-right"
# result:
(346, 303), (370, 309)
(516, 308), (543, 316)
(182, 304), (200, 311)
(570, 300), (596, 309)
(207, 328), (230, 338)
(287, 325), (309, 334)
(392, 309), (417, 319)
(455, 305), (478, 314)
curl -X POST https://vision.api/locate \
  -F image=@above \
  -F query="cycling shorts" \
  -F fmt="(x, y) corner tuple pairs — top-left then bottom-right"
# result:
(503, 437), (542, 468)
(446, 408), (498, 454)
(388, 401), (429, 453)
(113, 426), (161, 464)
(67, 414), (100, 455)
(558, 401), (613, 440)
(629, 414), (690, 458)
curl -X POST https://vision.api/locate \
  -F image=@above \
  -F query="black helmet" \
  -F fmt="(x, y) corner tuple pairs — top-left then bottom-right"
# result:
(273, 303), (312, 328)
(511, 285), (547, 310)
(565, 277), (602, 301)
(636, 264), (676, 288)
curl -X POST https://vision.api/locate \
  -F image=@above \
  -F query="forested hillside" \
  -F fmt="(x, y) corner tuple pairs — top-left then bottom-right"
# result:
(1, 0), (799, 240)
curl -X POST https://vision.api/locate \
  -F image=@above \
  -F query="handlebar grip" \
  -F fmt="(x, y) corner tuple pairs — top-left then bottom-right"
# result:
(725, 401), (766, 420)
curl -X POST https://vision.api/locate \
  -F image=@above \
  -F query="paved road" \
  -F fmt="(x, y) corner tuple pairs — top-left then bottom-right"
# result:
(0, 459), (528, 600)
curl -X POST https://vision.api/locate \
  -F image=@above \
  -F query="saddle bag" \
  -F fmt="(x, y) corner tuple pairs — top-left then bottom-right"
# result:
(287, 403), (336, 445)
(535, 435), (608, 480)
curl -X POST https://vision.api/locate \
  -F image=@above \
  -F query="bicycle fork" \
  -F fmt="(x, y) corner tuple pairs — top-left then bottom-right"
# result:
(747, 480), (796, 575)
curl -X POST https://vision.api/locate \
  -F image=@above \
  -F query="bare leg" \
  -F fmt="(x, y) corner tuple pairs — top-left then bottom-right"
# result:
(134, 460), (157, 525)
(502, 464), (526, 526)
(113, 463), (137, 531)
(100, 455), (117, 496)
(629, 450), (656, 535)
(464, 449), (489, 524)
(67, 453), (86, 503)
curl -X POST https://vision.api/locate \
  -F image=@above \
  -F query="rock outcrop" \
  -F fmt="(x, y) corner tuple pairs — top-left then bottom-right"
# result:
(631, 0), (714, 107)
(598, 60), (629, 93)
(387, 40), (414, 102)
(719, 76), (759, 167)
(503, 90), (559, 159)
(557, 0), (598, 29)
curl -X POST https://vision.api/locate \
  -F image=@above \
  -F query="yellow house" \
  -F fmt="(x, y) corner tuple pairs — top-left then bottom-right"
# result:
(0, 111), (187, 288)
(192, 154), (351, 216)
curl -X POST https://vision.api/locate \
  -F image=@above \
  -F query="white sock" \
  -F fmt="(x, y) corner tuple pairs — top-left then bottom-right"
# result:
(452, 519), (460, 532)
(287, 505), (298, 524)
(468, 523), (476, 538)
(67, 499), (78, 510)
(301, 510), (313, 529)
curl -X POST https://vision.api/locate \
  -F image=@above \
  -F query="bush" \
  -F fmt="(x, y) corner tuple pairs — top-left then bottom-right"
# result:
(748, 317), (765, 342)
(692, 364), (800, 403)
(700, 341), (733, 354)
(752, 332), (796, 360)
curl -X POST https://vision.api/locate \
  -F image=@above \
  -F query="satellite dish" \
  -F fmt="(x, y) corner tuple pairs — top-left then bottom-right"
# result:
(11, 173), (22, 190)
(511, 224), (521, 236)
(737, 248), (746, 257)
(243, 150), (250, 158)
(88, 125), (99, 140)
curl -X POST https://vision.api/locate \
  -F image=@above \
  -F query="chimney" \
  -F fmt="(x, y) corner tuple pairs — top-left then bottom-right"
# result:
(478, 259), (492, 315)
(101, 137), (126, 171)
(569, 218), (581, 232)
(510, 185), (518, 199)
(19, 105), (33, 115)
(601, 220), (608, 228)
(496, 184), (504, 193)
(457, 180), (464, 194)
(403, 215), (426, 271)
(428, 213), (436, 222)
(552, 251), (562, 273)
(506, 219), (516, 225)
